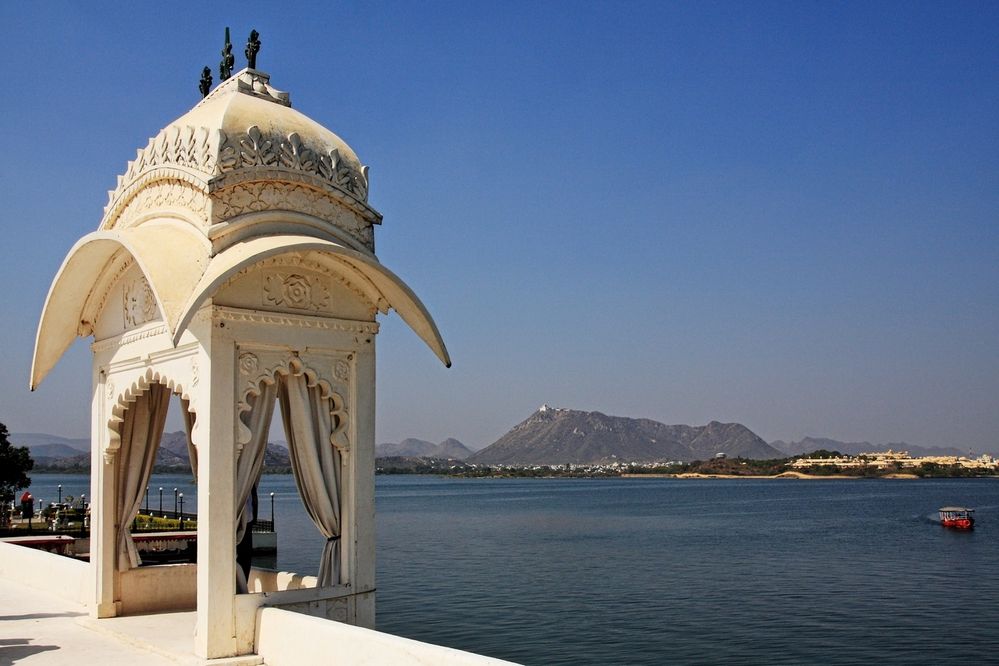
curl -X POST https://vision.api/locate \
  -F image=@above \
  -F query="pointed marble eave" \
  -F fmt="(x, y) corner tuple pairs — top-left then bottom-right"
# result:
(172, 234), (451, 368)
(30, 224), (210, 389)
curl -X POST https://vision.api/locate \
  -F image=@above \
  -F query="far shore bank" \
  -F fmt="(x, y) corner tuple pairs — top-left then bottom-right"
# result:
(621, 471), (920, 480)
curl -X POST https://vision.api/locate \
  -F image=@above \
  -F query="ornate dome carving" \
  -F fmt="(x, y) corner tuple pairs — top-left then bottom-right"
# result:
(101, 68), (380, 254)
(32, 67), (450, 391)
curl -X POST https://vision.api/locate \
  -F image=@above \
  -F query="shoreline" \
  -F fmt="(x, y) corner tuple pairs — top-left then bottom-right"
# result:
(620, 472), (921, 480)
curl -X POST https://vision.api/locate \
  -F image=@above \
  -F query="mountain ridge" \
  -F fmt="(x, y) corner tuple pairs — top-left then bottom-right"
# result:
(376, 438), (473, 460)
(15, 431), (291, 472)
(467, 406), (784, 465)
(770, 436), (984, 458)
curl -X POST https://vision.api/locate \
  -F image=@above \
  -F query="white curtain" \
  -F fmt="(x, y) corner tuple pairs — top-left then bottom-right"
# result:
(180, 397), (197, 482)
(278, 369), (344, 587)
(235, 381), (278, 592)
(116, 383), (171, 571)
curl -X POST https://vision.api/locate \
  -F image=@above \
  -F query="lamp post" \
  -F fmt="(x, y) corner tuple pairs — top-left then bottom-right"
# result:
(159, 487), (163, 514)
(80, 493), (85, 510)
(144, 486), (149, 513)
(270, 492), (275, 526)
(58, 485), (62, 504)
(178, 493), (184, 529)
(173, 488), (178, 517)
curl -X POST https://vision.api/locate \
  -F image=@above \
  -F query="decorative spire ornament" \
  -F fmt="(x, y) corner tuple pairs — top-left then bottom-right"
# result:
(199, 66), (213, 98)
(220, 27), (235, 81)
(245, 30), (261, 70)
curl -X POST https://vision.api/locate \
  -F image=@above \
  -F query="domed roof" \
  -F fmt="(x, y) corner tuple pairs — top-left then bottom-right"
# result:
(101, 68), (377, 235)
(178, 69), (364, 172)
(31, 68), (450, 390)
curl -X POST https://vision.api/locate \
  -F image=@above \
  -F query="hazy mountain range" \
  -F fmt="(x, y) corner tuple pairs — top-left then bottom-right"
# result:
(9, 433), (91, 463)
(376, 438), (473, 460)
(12, 431), (291, 472)
(769, 436), (978, 459)
(14, 415), (991, 471)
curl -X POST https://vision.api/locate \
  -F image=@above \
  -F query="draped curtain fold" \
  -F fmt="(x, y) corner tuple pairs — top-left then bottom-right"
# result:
(116, 383), (171, 571)
(180, 397), (197, 482)
(235, 381), (278, 593)
(108, 366), (346, 591)
(278, 371), (343, 588)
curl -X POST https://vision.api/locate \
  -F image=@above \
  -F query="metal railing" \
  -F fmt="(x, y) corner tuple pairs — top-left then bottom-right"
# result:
(3, 493), (278, 538)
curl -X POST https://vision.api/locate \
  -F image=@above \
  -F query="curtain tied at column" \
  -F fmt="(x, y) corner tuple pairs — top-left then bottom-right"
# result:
(238, 361), (346, 591)
(278, 364), (345, 588)
(235, 380), (278, 593)
(115, 383), (172, 571)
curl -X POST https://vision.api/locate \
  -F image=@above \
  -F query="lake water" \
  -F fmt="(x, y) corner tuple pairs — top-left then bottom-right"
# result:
(25, 474), (999, 664)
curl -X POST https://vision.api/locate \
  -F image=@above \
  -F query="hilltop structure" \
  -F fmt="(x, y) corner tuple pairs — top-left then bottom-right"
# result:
(29, 49), (451, 659)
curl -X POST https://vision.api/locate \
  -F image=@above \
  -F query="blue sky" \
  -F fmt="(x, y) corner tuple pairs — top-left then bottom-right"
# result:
(1, 2), (997, 451)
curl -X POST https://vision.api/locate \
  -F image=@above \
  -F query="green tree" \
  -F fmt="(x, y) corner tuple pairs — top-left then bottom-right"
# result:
(0, 422), (34, 525)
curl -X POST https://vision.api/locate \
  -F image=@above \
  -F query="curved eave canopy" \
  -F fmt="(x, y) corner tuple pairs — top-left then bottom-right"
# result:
(30, 224), (209, 390)
(174, 234), (451, 368)
(33, 230), (449, 390)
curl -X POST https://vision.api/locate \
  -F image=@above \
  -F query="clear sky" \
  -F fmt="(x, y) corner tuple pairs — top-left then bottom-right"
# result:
(1, 2), (996, 452)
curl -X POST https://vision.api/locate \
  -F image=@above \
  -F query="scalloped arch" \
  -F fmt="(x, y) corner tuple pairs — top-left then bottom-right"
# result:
(106, 367), (197, 451)
(236, 355), (347, 448)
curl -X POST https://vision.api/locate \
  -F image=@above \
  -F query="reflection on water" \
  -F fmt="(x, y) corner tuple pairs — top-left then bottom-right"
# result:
(27, 474), (999, 665)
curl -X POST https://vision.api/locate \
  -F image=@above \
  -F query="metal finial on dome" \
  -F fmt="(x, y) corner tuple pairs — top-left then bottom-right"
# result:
(220, 27), (235, 81)
(199, 66), (213, 98)
(245, 30), (261, 70)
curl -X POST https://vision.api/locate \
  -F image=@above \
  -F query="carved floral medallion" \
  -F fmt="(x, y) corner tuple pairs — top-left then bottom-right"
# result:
(239, 352), (259, 375)
(263, 272), (330, 312)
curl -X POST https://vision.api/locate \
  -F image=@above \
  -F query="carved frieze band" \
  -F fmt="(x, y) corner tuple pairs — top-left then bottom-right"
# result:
(92, 323), (170, 353)
(210, 180), (375, 249)
(219, 126), (368, 201)
(112, 179), (210, 229)
(107, 124), (370, 213)
(215, 306), (379, 334)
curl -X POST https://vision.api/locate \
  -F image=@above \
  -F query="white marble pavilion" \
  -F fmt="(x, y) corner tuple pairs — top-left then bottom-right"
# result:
(30, 64), (450, 660)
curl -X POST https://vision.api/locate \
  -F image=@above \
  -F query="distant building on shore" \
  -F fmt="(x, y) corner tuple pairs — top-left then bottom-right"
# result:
(789, 450), (997, 471)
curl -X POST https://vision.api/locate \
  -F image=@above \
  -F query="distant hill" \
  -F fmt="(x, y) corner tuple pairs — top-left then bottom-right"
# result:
(376, 437), (473, 460)
(11, 433), (89, 456)
(11, 433), (89, 469)
(437, 438), (474, 459)
(468, 406), (783, 465)
(17, 431), (291, 472)
(770, 436), (981, 458)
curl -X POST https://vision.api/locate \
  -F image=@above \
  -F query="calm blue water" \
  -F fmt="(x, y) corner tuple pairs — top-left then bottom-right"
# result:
(27, 474), (999, 664)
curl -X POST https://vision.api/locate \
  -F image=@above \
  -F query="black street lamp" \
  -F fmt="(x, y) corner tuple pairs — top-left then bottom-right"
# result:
(178, 493), (185, 528)
(270, 492), (275, 526)
(80, 493), (85, 509)
(159, 487), (163, 513)
(173, 488), (179, 517)
(144, 486), (149, 513)
(58, 485), (62, 504)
